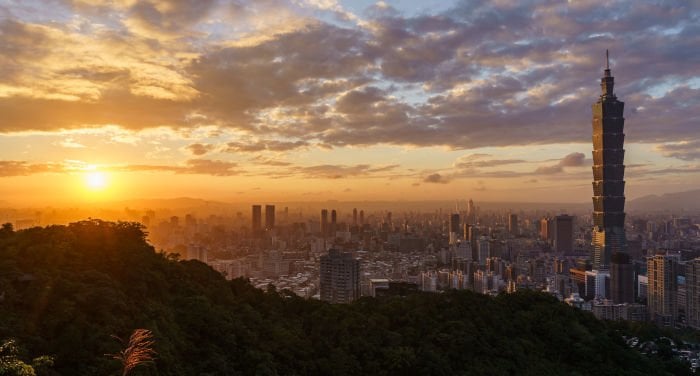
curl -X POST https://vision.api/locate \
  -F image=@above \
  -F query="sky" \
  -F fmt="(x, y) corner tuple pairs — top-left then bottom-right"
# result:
(0, 0), (698, 206)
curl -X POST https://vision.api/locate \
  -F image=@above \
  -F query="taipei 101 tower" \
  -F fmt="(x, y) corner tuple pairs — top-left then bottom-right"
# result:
(591, 51), (627, 270)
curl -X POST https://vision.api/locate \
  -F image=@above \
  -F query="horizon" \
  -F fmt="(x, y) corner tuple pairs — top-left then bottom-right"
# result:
(1, 1), (699, 206)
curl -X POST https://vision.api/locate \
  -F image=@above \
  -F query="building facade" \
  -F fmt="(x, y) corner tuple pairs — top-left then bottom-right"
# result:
(320, 249), (360, 304)
(591, 52), (627, 270)
(647, 255), (679, 327)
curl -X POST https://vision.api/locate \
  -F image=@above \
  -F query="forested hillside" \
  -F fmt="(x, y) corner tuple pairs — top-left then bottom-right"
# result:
(0, 221), (690, 375)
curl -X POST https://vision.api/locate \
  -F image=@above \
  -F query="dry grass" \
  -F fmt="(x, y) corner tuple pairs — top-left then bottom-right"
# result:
(107, 329), (156, 376)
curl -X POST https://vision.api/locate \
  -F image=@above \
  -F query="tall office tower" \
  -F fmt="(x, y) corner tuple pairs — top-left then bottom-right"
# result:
(330, 209), (337, 236)
(610, 252), (634, 303)
(359, 210), (365, 225)
(686, 259), (700, 329)
(539, 217), (550, 241)
(467, 199), (476, 224)
(252, 205), (262, 237)
(320, 249), (360, 304)
(508, 213), (518, 236)
(477, 236), (489, 265)
(352, 208), (358, 226)
(468, 226), (480, 261)
(320, 209), (329, 237)
(592, 51), (627, 270)
(554, 215), (574, 253)
(647, 255), (679, 326)
(449, 213), (460, 244)
(265, 204), (275, 231)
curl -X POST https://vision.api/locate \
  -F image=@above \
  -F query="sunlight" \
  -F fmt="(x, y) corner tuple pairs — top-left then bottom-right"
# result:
(85, 171), (108, 190)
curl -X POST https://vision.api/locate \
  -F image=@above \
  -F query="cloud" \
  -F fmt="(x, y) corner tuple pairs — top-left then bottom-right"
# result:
(225, 139), (309, 153)
(535, 152), (587, 174)
(292, 164), (399, 179)
(656, 140), (700, 161)
(0, 161), (65, 176)
(423, 173), (450, 184)
(0, 1), (698, 153)
(453, 154), (526, 169)
(122, 159), (241, 176)
(558, 152), (586, 167)
(186, 143), (214, 156)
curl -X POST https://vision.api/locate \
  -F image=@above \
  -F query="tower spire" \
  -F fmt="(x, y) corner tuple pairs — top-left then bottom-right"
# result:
(601, 49), (614, 96)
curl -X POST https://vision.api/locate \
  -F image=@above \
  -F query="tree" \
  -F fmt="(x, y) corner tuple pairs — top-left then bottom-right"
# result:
(0, 339), (53, 376)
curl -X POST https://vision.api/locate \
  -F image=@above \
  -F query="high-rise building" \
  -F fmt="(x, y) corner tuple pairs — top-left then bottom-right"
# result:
(320, 209), (329, 237)
(265, 204), (275, 231)
(554, 215), (574, 253)
(508, 213), (518, 236)
(449, 213), (460, 244)
(539, 217), (550, 241)
(251, 205), (262, 237)
(352, 208), (358, 226)
(686, 259), (700, 329)
(610, 252), (634, 303)
(591, 51), (627, 270)
(468, 226), (480, 260)
(320, 249), (360, 304)
(330, 209), (337, 237)
(359, 210), (365, 225)
(647, 255), (679, 327)
(467, 199), (476, 225)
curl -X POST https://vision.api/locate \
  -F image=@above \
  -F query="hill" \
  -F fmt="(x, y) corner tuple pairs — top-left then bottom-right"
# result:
(0, 221), (690, 375)
(629, 189), (700, 212)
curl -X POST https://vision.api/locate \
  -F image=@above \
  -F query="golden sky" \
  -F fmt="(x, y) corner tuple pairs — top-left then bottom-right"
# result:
(0, 0), (698, 205)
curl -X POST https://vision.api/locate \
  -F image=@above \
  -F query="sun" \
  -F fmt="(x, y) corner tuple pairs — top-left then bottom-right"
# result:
(85, 171), (108, 190)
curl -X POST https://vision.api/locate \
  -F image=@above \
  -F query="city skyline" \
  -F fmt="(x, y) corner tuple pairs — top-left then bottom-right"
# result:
(0, 1), (699, 206)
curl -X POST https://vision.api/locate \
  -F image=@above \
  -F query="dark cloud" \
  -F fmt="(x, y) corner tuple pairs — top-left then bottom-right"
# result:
(423, 173), (450, 184)
(127, 0), (217, 35)
(186, 143), (214, 156)
(0, 1), (698, 151)
(535, 152), (587, 174)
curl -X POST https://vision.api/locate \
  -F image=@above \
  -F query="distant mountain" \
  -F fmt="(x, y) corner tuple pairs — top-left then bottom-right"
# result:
(629, 189), (700, 212)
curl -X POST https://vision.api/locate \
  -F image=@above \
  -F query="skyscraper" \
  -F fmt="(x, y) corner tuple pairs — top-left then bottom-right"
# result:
(610, 252), (634, 304)
(686, 258), (700, 329)
(320, 209), (329, 237)
(592, 51), (627, 270)
(352, 208), (358, 226)
(265, 204), (275, 231)
(647, 255), (679, 327)
(554, 215), (574, 253)
(449, 213), (460, 244)
(467, 199), (476, 225)
(320, 249), (360, 304)
(508, 213), (518, 236)
(330, 209), (337, 237)
(252, 205), (262, 237)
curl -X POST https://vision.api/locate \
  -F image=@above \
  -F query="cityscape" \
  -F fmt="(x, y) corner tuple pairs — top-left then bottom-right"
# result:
(1, 1), (699, 375)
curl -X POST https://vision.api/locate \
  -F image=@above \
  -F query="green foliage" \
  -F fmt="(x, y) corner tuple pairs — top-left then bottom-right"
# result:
(0, 339), (53, 376)
(0, 220), (690, 375)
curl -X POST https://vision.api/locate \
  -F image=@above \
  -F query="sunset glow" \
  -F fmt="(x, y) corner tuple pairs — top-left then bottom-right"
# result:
(0, 1), (697, 205)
